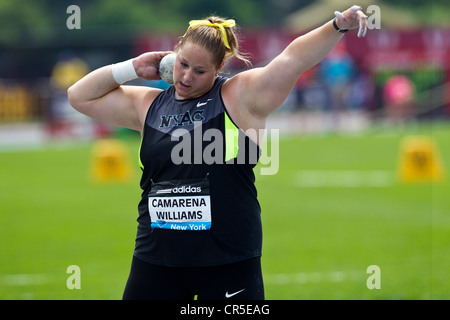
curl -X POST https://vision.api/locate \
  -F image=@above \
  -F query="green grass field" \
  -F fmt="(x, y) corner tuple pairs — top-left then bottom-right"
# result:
(1, 122), (449, 299)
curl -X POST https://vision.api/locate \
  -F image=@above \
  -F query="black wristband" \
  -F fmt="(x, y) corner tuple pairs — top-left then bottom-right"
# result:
(333, 18), (348, 33)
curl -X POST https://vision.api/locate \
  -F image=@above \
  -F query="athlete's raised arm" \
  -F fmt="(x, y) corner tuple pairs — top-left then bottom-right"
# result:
(222, 5), (367, 130)
(67, 51), (172, 132)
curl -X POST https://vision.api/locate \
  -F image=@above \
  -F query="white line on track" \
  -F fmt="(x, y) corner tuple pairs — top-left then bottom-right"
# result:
(1, 271), (364, 287)
(0, 274), (51, 286)
(295, 170), (393, 187)
(265, 270), (363, 285)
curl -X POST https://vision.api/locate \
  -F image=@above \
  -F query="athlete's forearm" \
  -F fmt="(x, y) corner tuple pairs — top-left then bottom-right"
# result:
(67, 65), (120, 111)
(68, 51), (170, 111)
(240, 20), (344, 118)
(284, 20), (343, 75)
(283, 5), (367, 75)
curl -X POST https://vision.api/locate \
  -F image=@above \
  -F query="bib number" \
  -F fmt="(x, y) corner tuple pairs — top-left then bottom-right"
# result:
(148, 179), (211, 231)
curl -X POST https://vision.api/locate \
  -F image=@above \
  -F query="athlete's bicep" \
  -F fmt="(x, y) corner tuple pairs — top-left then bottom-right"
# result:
(228, 53), (303, 119)
(74, 86), (160, 132)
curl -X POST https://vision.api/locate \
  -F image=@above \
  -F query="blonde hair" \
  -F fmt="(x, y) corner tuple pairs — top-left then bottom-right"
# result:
(175, 16), (251, 69)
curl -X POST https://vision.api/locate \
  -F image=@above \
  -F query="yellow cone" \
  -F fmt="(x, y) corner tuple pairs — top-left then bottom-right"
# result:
(90, 139), (133, 183)
(397, 136), (445, 183)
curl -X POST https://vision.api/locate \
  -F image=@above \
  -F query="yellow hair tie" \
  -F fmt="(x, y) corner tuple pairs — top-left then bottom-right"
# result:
(186, 19), (236, 49)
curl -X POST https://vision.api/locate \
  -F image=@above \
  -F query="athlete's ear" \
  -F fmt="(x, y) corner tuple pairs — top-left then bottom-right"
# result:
(217, 60), (225, 75)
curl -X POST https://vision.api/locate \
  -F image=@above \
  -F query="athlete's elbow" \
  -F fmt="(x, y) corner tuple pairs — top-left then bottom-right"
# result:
(67, 84), (86, 112)
(67, 84), (73, 100)
(67, 84), (77, 107)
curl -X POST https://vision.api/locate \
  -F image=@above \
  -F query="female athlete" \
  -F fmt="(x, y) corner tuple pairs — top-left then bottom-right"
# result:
(68, 5), (367, 300)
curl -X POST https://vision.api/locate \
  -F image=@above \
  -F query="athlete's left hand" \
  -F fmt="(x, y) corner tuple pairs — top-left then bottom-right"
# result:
(334, 5), (368, 38)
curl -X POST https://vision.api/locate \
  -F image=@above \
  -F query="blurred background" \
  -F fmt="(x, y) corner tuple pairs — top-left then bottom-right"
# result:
(1, 0), (449, 140)
(0, 0), (449, 300)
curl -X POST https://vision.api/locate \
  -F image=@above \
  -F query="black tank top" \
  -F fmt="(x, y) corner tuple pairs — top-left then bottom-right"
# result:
(134, 76), (262, 267)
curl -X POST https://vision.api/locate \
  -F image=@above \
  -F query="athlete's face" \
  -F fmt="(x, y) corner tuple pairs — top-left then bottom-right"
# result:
(174, 42), (222, 100)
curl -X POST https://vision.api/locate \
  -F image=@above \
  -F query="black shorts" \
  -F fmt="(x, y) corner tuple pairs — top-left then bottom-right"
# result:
(122, 256), (264, 300)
